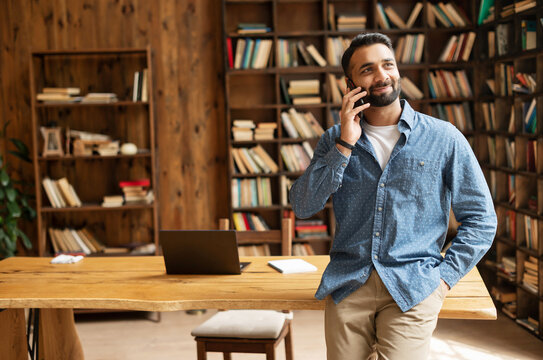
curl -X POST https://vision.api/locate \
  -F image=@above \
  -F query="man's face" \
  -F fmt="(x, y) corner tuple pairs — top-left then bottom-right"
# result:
(348, 43), (401, 107)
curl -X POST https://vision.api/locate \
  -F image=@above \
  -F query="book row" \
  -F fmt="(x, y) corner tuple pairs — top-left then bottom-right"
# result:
(427, 70), (472, 99)
(231, 177), (273, 208)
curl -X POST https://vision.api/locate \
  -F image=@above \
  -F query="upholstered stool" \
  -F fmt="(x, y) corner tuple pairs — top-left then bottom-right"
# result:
(192, 310), (293, 360)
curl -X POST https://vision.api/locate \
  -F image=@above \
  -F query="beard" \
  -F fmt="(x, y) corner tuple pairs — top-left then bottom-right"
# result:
(364, 78), (401, 107)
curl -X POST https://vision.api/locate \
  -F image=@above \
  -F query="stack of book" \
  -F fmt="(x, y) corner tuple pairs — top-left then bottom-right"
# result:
(81, 93), (118, 103)
(295, 219), (328, 239)
(292, 243), (316, 256)
(379, 2), (423, 29)
(512, 72), (537, 94)
(102, 195), (124, 208)
(430, 103), (473, 132)
(516, 317), (539, 335)
(498, 256), (516, 281)
(36, 87), (82, 103)
(231, 145), (279, 174)
(400, 77), (424, 100)
(521, 20), (537, 50)
(254, 122), (276, 140)
(233, 38), (273, 69)
(326, 37), (351, 66)
(286, 79), (321, 105)
(336, 13), (367, 31)
(478, 1), (495, 24)
(132, 68), (149, 102)
(523, 99), (537, 134)
(427, 70), (472, 98)
(426, 2), (471, 28)
(524, 216), (538, 250)
(281, 143), (314, 172)
(281, 108), (325, 139)
(42, 177), (82, 208)
(522, 256), (538, 294)
(232, 119), (256, 141)
(395, 34), (425, 64)
(491, 285), (517, 304)
(231, 177), (273, 208)
(119, 179), (153, 205)
(501, 0), (536, 18)
(48, 227), (105, 256)
(232, 212), (270, 231)
(438, 32), (476, 62)
(329, 74), (346, 104)
(279, 175), (295, 206)
(236, 23), (271, 34)
(238, 244), (271, 256)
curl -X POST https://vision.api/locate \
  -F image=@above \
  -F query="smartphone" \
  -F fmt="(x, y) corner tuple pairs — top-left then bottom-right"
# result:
(346, 78), (365, 108)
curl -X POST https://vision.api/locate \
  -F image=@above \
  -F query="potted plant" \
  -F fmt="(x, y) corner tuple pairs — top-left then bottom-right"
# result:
(0, 121), (36, 258)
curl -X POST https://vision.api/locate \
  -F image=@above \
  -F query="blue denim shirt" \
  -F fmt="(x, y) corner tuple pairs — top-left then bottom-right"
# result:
(289, 100), (497, 312)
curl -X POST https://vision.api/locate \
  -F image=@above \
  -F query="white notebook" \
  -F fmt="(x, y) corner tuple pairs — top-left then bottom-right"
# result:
(268, 259), (317, 274)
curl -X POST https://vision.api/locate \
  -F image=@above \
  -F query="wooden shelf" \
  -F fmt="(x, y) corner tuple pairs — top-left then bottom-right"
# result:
(35, 101), (149, 108)
(38, 152), (152, 161)
(40, 203), (155, 213)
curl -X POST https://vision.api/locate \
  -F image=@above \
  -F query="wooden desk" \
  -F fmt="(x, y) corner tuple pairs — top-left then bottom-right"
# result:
(0, 256), (496, 359)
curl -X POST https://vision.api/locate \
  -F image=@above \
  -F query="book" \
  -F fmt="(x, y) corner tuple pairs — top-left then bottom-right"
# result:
(406, 2), (423, 28)
(267, 259), (318, 274)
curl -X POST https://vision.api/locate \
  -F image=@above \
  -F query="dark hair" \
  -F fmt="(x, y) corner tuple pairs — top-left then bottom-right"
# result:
(341, 33), (394, 77)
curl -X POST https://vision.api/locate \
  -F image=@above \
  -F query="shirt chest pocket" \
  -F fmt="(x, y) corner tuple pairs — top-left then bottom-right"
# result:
(398, 158), (439, 196)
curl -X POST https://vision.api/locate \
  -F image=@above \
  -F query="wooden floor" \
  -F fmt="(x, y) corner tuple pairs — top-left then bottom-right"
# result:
(75, 310), (543, 360)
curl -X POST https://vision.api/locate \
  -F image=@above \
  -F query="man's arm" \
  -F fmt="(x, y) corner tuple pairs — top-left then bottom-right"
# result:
(289, 87), (369, 219)
(439, 127), (497, 289)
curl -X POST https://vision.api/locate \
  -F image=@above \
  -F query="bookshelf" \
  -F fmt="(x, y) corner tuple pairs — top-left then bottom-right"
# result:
(474, 0), (543, 338)
(29, 47), (159, 257)
(222, 0), (478, 255)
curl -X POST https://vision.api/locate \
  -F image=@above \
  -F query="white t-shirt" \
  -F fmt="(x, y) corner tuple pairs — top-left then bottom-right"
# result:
(361, 121), (401, 170)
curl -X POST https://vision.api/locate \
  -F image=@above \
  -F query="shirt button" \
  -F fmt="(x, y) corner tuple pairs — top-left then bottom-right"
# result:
(375, 232), (380, 237)
(378, 207), (383, 211)
(374, 255), (378, 260)
(342, 163), (347, 167)
(380, 183), (385, 187)
(420, 161), (424, 166)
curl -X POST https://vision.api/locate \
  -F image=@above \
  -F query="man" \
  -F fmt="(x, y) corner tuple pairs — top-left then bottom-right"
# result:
(289, 33), (497, 360)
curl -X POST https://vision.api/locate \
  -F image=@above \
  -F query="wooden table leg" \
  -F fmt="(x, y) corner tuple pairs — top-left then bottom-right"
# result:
(0, 309), (27, 360)
(39, 309), (84, 360)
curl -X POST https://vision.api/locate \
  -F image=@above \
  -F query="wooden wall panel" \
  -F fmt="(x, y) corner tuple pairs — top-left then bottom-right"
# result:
(0, 0), (228, 254)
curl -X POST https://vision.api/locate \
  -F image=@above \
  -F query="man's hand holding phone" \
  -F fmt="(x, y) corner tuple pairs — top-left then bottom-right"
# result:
(337, 84), (370, 156)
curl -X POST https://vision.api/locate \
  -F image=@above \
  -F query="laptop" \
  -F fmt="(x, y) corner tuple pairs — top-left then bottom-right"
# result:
(160, 230), (250, 275)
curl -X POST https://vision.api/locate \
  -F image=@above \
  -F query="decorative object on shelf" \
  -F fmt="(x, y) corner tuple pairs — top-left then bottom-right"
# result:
(40, 126), (64, 157)
(120, 143), (138, 155)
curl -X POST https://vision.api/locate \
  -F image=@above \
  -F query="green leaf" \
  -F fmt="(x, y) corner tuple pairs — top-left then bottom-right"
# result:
(0, 170), (9, 186)
(0, 216), (3, 225)
(7, 150), (32, 163)
(0, 188), (4, 200)
(0, 155), (3, 168)
(16, 228), (32, 249)
(5, 188), (16, 202)
(9, 138), (29, 155)
(6, 202), (21, 218)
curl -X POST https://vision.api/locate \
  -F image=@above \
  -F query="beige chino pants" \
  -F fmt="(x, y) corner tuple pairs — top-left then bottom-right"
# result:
(325, 270), (446, 360)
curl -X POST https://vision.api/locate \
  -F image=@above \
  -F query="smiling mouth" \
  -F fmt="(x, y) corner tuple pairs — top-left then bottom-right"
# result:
(372, 85), (391, 93)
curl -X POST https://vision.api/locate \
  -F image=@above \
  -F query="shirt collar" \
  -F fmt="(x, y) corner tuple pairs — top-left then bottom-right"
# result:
(398, 99), (416, 140)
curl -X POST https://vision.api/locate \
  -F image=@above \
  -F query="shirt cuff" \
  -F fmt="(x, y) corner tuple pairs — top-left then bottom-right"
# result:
(324, 145), (350, 189)
(437, 261), (461, 289)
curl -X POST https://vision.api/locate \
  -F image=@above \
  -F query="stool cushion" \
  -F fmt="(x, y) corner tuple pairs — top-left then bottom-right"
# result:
(191, 310), (288, 339)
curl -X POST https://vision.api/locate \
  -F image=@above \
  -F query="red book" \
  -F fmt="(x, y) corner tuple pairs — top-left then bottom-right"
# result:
(119, 179), (150, 188)
(241, 212), (251, 230)
(226, 37), (234, 69)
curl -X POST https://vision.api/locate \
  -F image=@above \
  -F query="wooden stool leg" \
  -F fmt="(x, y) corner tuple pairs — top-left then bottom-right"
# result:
(40, 309), (84, 360)
(285, 322), (294, 360)
(223, 352), (232, 360)
(196, 341), (207, 360)
(0, 309), (27, 360)
(266, 343), (275, 360)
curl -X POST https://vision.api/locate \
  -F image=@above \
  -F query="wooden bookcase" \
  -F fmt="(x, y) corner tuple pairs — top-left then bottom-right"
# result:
(29, 47), (159, 257)
(221, 0), (478, 255)
(474, 0), (543, 339)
